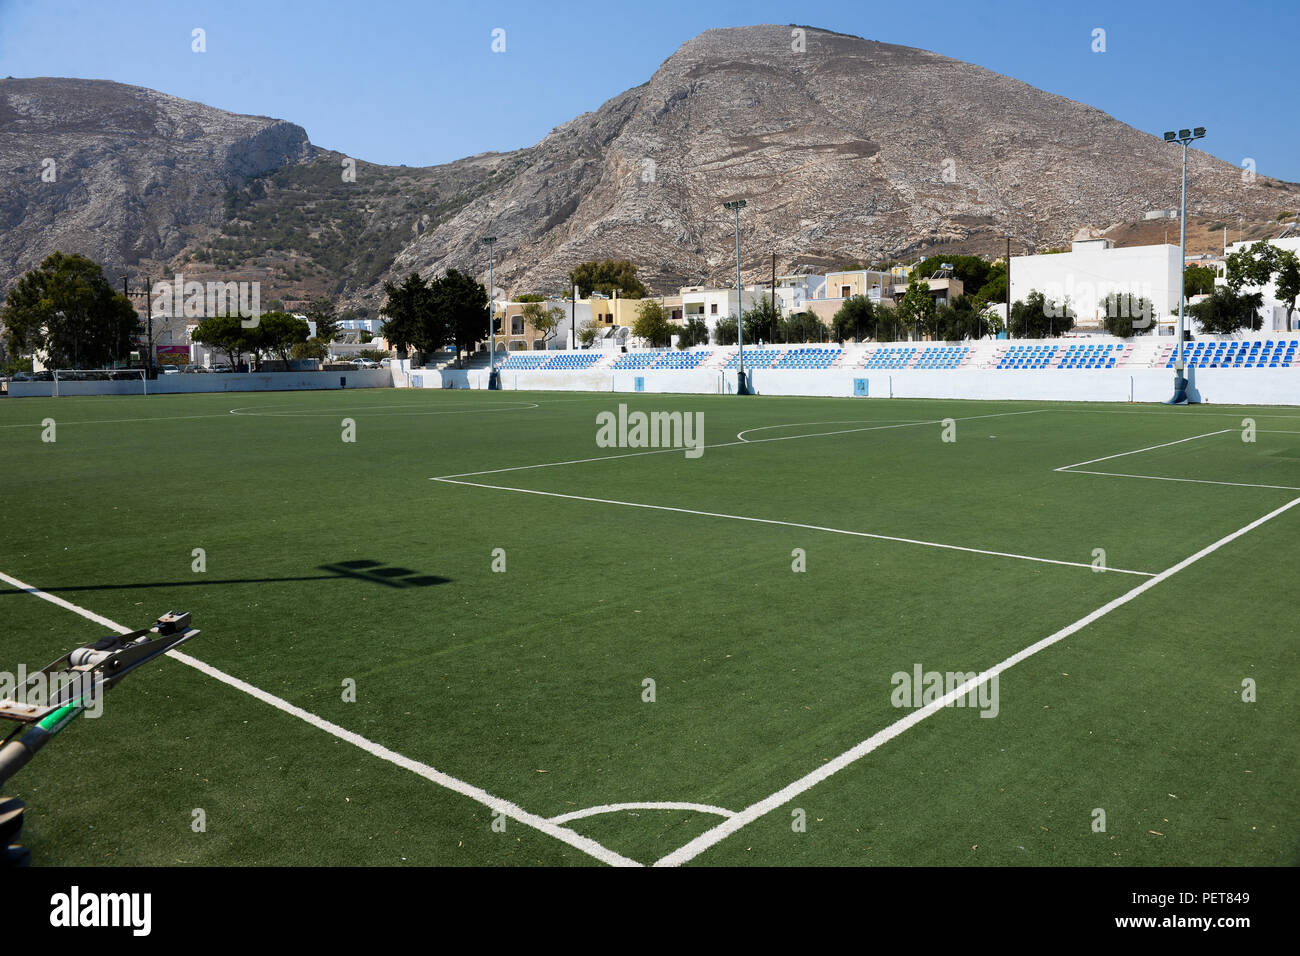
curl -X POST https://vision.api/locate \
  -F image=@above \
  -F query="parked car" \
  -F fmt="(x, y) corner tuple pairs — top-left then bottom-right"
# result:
(159, 365), (180, 375)
(211, 364), (232, 373)
(350, 358), (380, 369)
(182, 364), (210, 373)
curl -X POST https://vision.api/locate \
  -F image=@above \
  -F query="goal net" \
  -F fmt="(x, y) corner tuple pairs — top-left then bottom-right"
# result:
(53, 369), (148, 397)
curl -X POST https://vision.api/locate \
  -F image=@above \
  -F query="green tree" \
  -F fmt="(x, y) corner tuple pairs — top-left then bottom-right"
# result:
(1009, 290), (1075, 338)
(521, 301), (564, 344)
(1189, 286), (1263, 335)
(516, 293), (547, 303)
(933, 295), (984, 341)
(713, 315), (738, 345)
(632, 300), (673, 347)
(1183, 264), (1217, 298)
(974, 263), (1007, 310)
(1275, 250), (1300, 332)
(1, 252), (141, 369)
(577, 319), (602, 348)
(744, 297), (782, 344)
(305, 295), (341, 342)
(1225, 242), (1277, 293)
(1225, 240), (1300, 331)
(831, 295), (874, 342)
(678, 316), (709, 348)
(291, 337), (330, 361)
(431, 269), (489, 360)
(380, 272), (431, 358)
(254, 311), (311, 365)
(569, 259), (647, 299)
(192, 314), (256, 371)
(1100, 293), (1156, 338)
(780, 311), (826, 343)
(895, 277), (937, 340)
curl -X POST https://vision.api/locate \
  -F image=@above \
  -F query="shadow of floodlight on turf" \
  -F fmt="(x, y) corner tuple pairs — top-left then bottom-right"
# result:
(0, 560), (450, 598)
(317, 560), (449, 588)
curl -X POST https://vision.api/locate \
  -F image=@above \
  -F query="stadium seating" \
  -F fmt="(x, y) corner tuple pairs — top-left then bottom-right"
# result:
(860, 347), (919, 369)
(1162, 339), (1298, 369)
(542, 353), (603, 371)
(996, 345), (1057, 369)
(1056, 343), (1124, 369)
(612, 349), (713, 370)
(771, 347), (842, 370)
(723, 349), (783, 369)
(497, 354), (551, 370)
(497, 352), (604, 371)
(913, 346), (969, 370)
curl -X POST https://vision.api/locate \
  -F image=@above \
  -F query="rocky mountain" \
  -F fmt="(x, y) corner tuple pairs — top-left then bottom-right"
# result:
(0, 78), (314, 280)
(3, 26), (1298, 310)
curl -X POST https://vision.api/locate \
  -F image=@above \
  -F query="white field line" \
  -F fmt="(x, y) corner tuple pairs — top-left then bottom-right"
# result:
(654, 494), (1300, 867)
(227, 401), (539, 418)
(549, 802), (736, 825)
(1066, 409), (1300, 421)
(0, 413), (240, 429)
(735, 419), (930, 442)
(0, 396), (552, 429)
(431, 478), (1155, 576)
(0, 569), (640, 868)
(1054, 429), (1231, 472)
(1060, 469), (1300, 491)
(435, 409), (1049, 480)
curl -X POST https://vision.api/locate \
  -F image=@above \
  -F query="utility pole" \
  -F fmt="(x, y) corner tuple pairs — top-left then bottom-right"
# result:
(723, 200), (749, 394)
(121, 276), (130, 368)
(481, 237), (498, 389)
(1005, 237), (1012, 340)
(771, 252), (776, 343)
(1163, 126), (1206, 404)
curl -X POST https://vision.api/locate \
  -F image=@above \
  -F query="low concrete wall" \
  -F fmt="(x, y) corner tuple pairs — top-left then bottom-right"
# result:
(402, 364), (1298, 405)
(7, 369), (392, 398)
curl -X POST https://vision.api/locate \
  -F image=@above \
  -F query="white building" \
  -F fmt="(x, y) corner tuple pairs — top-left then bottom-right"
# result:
(757, 274), (823, 314)
(1220, 236), (1300, 331)
(1011, 234), (1181, 331)
(680, 286), (759, 338)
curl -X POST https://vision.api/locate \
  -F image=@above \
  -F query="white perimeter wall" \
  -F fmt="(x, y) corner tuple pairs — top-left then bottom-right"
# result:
(402, 363), (1299, 405)
(7, 369), (392, 397)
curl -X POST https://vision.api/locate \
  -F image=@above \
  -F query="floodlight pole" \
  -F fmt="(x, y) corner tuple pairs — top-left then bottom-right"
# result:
(482, 237), (499, 389)
(724, 199), (750, 394)
(1163, 126), (1205, 404)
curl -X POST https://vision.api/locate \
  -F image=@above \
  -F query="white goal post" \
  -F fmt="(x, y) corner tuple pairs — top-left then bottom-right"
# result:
(53, 369), (148, 397)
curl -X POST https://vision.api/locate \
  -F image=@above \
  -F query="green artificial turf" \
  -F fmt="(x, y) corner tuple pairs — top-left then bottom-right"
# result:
(0, 388), (1296, 866)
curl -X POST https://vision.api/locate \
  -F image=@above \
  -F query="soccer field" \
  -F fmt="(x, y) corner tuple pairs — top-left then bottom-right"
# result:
(1, 388), (1296, 867)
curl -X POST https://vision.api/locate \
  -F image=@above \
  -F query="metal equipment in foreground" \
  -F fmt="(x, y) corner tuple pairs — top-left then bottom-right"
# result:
(0, 611), (199, 865)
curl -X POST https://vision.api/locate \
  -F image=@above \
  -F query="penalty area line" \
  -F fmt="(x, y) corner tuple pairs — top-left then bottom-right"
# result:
(1054, 429), (1231, 472)
(430, 478), (1155, 576)
(654, 494), (1300, 867)
(0, 569), (640, 868)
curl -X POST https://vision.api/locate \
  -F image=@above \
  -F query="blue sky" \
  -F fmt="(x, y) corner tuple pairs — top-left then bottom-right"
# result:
(2, 0), (1296, 182)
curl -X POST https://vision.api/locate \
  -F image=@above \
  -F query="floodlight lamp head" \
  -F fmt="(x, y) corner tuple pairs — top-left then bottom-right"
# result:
(1178, 129), (1192, 140)
(1193, 126), (1206, 138)
(481, 236), (497, 245)
(1163, 131), (1177, 142)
